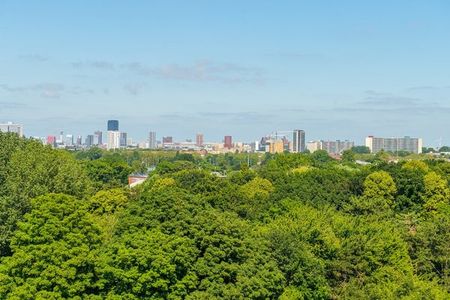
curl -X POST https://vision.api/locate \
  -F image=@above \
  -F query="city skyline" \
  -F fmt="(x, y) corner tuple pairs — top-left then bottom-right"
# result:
(1, 1), (450, 144)
(0, 119), (444, 150)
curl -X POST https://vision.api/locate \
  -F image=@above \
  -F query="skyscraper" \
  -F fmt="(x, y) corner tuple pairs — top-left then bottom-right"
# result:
(292, 129), (306, 153)
(85, 135), (94, 147)
(107, 131), (121, 150)
(65, 134), (74, 146)
(107, 120), (119, 131)
(94, 131), (103, 145)
(196, 133), (204, 147)
(224, 135), (232, 149)
(148, 131), (156, 149)
(120, 132), (127, 147)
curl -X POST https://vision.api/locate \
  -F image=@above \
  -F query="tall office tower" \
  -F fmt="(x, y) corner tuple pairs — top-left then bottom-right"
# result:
(365, 136), (423, 154)
(0, 122), (23, 137)
(65, 134), (74, 146)
(85, 135), (94, 147)
(196, 133), (204, 147)
(58, 131), (64, 145)
(107, 131), (121, 150)
(292, 129), (306, 153)
(224, 135), (233, 149)
(94, 131), (103, 145)
(120, 132), (128, 148)
(76, 135), (83, 146)
(46, 135), (56, 147)
(107, 120), (119, 131)
(148, 131), (157, 149)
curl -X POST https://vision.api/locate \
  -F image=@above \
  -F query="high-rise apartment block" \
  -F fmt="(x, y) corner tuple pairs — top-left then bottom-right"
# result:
(268, 140), (285, 154)
(292, 129), (306, 153)
(307, 140), (354, 154)
(196, 133), (204, 147)
(148, 131), (157, 149)
(0, 122), (23, 137)
(224, 135), (233, 149)
(107, 120), (119, 131)
(365, 136), (423, 154)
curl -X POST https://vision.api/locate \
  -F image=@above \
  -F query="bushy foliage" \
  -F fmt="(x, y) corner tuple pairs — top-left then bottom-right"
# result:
(0, 134), (449, 298)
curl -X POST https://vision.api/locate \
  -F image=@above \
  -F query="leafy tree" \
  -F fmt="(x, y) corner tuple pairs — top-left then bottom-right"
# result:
(348, 171), (397, 214)
(0, 194), (102, 298)
(422, 172), (450, 211)
(0, 143), (92, 256)
(342, 149), (355, 163)
(351, 146), (371, 154)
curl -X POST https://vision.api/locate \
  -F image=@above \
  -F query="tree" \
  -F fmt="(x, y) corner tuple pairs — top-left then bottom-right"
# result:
(422, 172), (450, 211)
(349, 171), (397, 214)
(0, 194), (102, 298)
(342, 150), (355, 163)
(351, 146), (371, 154)
(439, 146), (450, 153)
(1, 143), (92, 256)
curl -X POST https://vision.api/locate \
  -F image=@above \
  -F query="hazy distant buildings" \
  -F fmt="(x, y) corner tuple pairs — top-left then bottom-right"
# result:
(120, 132), (127, 147)
(163, 136), (173, 145)
(292, 129), (306, 153)
(85, 135), (94, 147)
(46, 135), (56, 147)
(148, 131), (157, 149)
(65, 134), (74, 146)
(0, 122), (23, 137)
(94, 131), (103, 145)
(196, 133), (204, 147)
(365, 136), (423, 154)
(107, 120), (119, 131)
(224, 136), (232, 149)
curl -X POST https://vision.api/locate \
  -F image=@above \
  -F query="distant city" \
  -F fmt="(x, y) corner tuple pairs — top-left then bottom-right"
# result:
(0, 120), (429, 155)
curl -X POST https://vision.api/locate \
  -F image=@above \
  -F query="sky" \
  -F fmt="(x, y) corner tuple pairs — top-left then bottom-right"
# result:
(1, 0), (449, 146)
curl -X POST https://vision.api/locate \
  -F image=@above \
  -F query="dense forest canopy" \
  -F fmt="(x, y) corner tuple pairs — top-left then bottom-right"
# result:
(0, 132), (449, 299)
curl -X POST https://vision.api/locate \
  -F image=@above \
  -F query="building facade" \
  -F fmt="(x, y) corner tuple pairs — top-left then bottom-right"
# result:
(107, 131), (121, 150)
(196, 133), (204, 147)
(0, 122), (23, 137)
(307, 140), (354, 154)
(148, 131), (157, 149)
(292, 129), (306, 153)
(94, 131), (103, 145)
(365, 136), (423, 154)
(224, 135), (233, 149)
(107, 120), (119, 131)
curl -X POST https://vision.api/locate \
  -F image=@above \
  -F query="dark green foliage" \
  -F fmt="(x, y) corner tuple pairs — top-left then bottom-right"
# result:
(351, 145), (371, 154)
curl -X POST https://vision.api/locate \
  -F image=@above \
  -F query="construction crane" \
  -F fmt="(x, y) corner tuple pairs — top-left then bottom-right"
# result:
(267, 130), (294, 140)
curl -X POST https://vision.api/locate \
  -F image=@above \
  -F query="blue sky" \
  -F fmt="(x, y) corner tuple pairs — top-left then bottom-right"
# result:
(1, 1), (449, 146)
